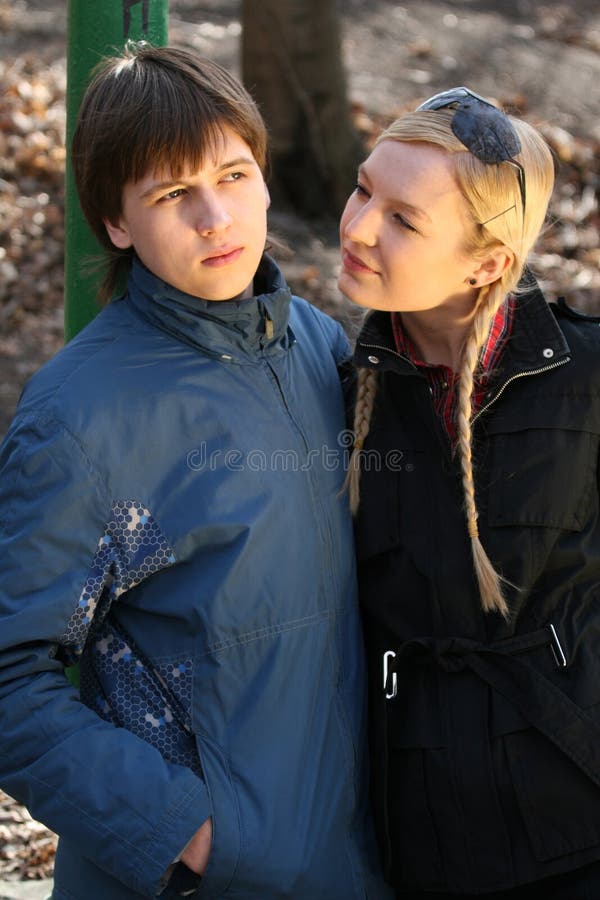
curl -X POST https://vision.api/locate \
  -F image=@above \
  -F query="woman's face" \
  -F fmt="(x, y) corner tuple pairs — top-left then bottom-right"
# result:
(338, 139), (480, 314)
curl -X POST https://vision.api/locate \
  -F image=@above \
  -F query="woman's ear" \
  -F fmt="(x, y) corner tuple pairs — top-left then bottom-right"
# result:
(103, 216), (133, 250)
(471, 246), (514, 287)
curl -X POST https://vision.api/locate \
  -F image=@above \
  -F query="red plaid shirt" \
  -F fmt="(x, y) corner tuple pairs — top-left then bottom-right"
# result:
(391, 296), (516, 446)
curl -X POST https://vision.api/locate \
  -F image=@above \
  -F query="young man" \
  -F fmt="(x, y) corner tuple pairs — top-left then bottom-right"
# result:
(0, 44), (391, 899)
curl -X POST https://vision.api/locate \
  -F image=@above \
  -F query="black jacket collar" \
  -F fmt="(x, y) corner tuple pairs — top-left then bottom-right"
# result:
(353, 278), (571, 381)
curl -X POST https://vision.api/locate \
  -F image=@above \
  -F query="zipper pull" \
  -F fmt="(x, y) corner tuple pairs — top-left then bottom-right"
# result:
(265, 310), (274, 340)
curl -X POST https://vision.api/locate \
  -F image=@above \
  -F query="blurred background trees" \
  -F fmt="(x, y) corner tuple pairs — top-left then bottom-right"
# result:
(242, 0), (363, 217)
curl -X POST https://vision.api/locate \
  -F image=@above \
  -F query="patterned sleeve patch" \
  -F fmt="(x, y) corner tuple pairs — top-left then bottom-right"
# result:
(58, 501), (176, 663)
(79, 623), (199, 774)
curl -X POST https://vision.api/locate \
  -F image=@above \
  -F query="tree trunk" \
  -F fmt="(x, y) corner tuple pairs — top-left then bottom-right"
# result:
(242, 0), (363, 218)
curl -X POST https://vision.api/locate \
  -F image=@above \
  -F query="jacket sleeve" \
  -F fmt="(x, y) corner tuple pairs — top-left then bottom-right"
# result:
(0, 412), (210, 897)
(330, 317), (352, 367)
(307, 302), (352, 367)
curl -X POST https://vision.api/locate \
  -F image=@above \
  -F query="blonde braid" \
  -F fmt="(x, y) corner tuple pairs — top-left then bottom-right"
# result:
(344, 367), (378, 515)
(455, 283), (512, 619)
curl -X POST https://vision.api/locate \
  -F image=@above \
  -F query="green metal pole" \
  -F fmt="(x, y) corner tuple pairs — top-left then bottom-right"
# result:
(64, 1), (167, 687)
(64, 0), (168, 341)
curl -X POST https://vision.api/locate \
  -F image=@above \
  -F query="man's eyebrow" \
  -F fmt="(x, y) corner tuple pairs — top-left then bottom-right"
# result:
(216, 155), (256, 172)
(140, 181), (181, 198)
(140, 157), (257, 198)
(357, 162), (432, 223)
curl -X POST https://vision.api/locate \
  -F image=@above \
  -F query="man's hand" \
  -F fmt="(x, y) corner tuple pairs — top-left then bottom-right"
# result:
(180, 817), (212, 875)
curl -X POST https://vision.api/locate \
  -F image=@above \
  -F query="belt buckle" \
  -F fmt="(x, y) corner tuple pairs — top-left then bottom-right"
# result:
(549, 623), (567, 668)
(383, 650), (397, 699)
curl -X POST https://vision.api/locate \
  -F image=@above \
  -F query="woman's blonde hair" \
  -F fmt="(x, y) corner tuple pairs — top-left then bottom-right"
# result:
(347, 108), (555, 619)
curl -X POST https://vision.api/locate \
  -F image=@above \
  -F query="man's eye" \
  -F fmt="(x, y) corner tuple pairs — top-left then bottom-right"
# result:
(221, 171), (245, 183)
(160, 188), (186, 201)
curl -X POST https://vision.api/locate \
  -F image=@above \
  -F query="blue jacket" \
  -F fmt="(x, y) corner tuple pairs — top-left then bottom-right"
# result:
(0, 257), (391, 899)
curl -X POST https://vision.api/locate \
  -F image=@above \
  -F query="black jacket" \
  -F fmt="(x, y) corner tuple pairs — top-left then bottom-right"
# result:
(353, 282), (600, 894)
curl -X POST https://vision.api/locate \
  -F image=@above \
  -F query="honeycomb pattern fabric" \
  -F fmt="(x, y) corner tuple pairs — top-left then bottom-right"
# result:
(154, 657), (194, 723)
(80, 624), (199, 774)
(59, 500), (200, 773)
(59, 500), (176, 663)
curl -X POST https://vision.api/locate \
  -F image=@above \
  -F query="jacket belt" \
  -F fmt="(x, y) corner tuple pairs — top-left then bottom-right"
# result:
(383, 624), (600, 790)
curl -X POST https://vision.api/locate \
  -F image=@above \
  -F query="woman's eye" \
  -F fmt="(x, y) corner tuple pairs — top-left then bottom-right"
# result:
(355, 182), (369, 198)
(393, 212), (417, 233)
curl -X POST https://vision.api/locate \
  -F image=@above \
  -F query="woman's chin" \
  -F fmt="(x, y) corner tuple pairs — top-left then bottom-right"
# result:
(337, 275), (374, 309)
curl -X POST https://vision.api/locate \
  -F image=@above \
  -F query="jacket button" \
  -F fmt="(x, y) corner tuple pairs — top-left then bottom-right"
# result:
(367, 355), (380, 364)
(542, 347), (554, 358)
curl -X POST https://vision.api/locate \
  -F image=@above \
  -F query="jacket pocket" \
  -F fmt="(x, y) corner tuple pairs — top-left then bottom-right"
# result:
(192, 733), (241, 899)
(81, 620), (201, 775)
(504, 721), (600, 861)
(487, 424), (596, 531)
(384, 717), (444, 887)
(354, 440), (426, 562)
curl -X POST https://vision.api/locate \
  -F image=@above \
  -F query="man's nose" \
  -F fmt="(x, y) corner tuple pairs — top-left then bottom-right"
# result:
(195, 193), (233, 236)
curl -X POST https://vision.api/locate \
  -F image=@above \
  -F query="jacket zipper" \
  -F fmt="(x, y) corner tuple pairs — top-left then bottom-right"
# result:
(264, 361), (310, 454)
(358, 340), (452, 457)
(264, 360), (336, 589)
(472, 356), (571, 423)
(359, 342), (572, 422)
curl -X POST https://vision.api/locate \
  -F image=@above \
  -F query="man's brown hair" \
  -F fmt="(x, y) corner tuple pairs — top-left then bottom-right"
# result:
(71, 42), (268, 303)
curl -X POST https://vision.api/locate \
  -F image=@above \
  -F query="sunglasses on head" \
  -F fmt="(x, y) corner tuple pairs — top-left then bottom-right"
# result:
(416, 87), (526, 226)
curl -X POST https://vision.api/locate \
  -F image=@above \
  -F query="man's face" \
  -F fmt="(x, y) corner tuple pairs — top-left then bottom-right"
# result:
(104, 126), (270, 301)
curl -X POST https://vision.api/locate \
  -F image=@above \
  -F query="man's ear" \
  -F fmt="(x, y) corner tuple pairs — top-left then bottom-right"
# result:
(103, 216), (133, 250)
(472, 246), (514, 287)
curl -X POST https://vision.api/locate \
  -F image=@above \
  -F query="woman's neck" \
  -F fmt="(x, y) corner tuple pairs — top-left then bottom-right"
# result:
(400, 297), (478, 372)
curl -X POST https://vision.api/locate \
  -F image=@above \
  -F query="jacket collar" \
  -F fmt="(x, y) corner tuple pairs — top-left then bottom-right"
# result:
(353, 276), (571, 380)
(125, 253), (294, 362)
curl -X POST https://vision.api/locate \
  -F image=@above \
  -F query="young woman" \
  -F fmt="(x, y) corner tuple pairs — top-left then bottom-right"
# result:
(340, 87), (600, 898)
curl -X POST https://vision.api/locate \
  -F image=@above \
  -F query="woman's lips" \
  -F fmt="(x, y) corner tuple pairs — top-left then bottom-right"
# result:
(342, 248), (378, 275)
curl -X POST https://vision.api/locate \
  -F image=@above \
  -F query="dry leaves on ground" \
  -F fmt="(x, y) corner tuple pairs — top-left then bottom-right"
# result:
(0, 791), (56, 882)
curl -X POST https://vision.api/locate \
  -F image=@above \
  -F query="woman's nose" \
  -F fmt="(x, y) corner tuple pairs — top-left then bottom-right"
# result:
(343, 203), (379, 247)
